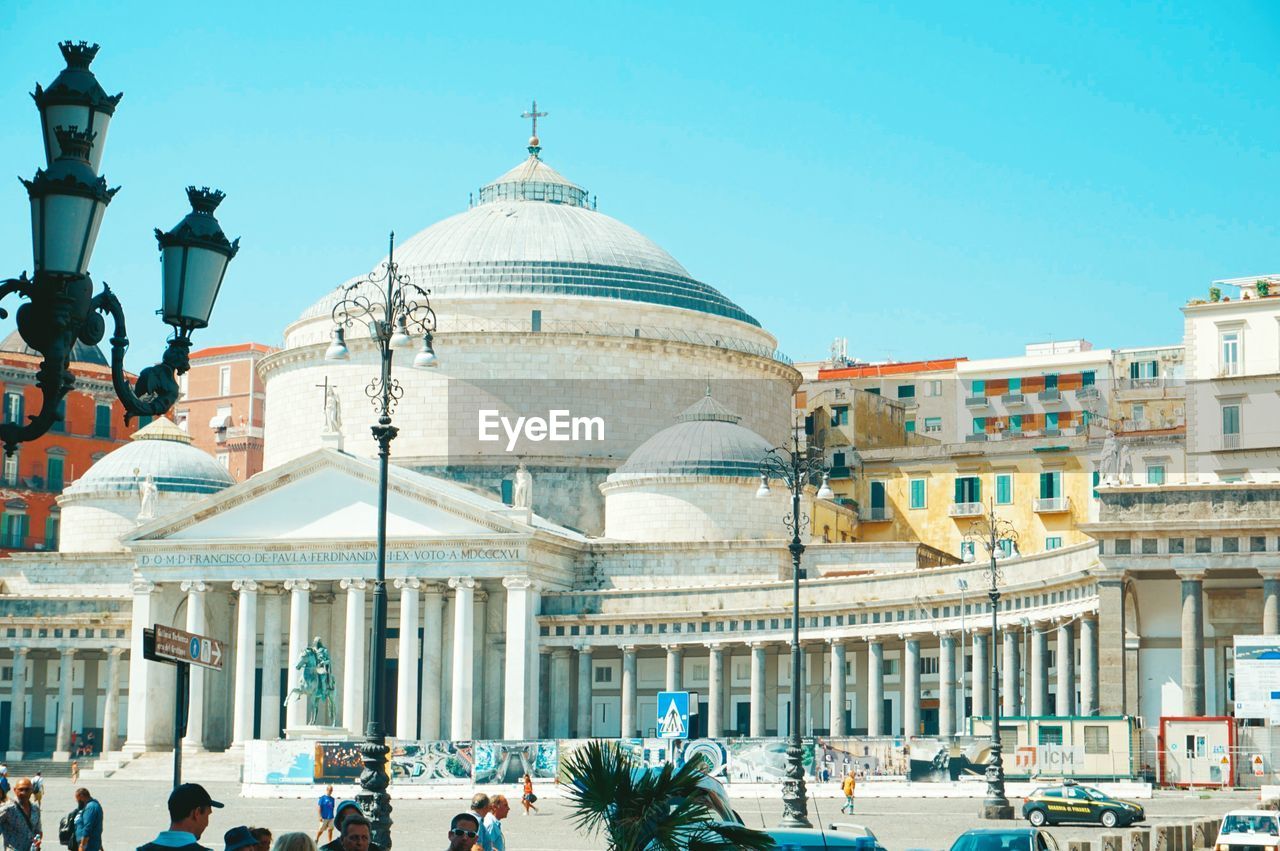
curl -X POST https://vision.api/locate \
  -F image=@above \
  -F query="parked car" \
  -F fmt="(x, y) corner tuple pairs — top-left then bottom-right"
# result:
(1214, 810), (1280, 849)
(763, 825), (886, 851)
(1021, 781), (1145, 828)
(948, 827), (1060, 851)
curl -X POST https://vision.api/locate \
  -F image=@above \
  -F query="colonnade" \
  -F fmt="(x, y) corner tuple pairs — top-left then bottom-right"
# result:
(2, 645), (126, 760)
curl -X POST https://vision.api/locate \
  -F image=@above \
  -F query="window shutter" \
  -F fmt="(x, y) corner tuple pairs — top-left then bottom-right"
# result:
(954, 479), (963, 503)
(1039, 473), (1051, 499)
(973, 478), (981, 503)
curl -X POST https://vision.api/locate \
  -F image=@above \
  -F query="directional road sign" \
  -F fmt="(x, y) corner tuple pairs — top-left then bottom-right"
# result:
(154, 623), (225, 671)
(656, 690), (689, 739)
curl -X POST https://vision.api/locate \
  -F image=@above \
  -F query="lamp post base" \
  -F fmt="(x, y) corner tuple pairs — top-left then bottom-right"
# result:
(979, 799), (1015, 820)
(778, 741), (812, 829)
(358, 735), (393, 847)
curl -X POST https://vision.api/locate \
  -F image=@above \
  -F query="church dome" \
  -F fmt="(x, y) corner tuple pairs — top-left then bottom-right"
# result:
(610, 393), (773, 480)
(0, 329), (108, 367)
(297, 147), (760, 327)
(63, 416), (235, 499)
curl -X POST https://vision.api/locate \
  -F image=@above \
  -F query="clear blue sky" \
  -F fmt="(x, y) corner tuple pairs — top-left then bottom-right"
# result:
(2, 1), (1277, 364)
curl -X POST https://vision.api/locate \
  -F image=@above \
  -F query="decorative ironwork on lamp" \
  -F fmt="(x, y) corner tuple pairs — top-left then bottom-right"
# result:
(1, 41), (238, 455)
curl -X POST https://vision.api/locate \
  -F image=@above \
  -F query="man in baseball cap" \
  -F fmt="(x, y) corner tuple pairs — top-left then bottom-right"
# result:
(137, 783), (225, 851)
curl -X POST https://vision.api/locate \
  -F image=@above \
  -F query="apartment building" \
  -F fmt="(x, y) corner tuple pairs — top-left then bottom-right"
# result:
(173, 342), (274, 481)
(1183, 275), (1280, 483)
(812, 357), (965, 441)
(0, 332), (136, 551)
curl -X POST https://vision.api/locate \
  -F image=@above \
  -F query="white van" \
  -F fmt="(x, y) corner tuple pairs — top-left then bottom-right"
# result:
(1215, 810), (1280, 849)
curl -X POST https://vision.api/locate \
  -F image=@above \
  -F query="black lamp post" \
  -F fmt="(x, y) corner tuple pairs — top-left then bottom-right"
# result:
(967, 501), (1017, 820)
(755, 425), (833, 829)
(2, 41), (238, 454)
(325, 233), (437, 849)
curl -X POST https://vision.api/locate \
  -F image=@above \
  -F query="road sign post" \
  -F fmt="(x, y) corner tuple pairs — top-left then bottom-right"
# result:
(656, 691), (690, 739)
(144, 624), (225, 788)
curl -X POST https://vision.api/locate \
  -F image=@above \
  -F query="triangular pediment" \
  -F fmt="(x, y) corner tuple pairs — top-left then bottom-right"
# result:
(126, 449), (535, 543)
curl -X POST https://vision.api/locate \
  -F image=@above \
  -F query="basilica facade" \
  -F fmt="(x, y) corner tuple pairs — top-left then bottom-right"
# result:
(0, 138), (1258, 772)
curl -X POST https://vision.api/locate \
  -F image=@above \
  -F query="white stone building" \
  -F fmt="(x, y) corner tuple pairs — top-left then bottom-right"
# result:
(0, 139), (1219, 768)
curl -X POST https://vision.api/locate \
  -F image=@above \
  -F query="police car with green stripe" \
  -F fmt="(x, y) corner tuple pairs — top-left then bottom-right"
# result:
(1021, 781), (1145, 828)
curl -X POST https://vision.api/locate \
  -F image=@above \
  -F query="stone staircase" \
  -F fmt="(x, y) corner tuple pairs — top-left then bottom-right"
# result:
(1, 760), (76, 778)
(82, 749), (243, 782)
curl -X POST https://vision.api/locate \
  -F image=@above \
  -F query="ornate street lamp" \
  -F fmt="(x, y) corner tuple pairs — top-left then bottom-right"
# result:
(325, 232), (437, 848)
(755, 424), (833, 829)
(1, 41), (238, 454)
(966, 502), (1018, 820)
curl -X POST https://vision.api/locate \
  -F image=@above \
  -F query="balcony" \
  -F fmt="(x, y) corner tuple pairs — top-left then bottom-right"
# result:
(860, 506), (894, 523)
(827, 465), (853, 480)
(1223, 433), (1241, 450)
(1042, 428), (1061, 437)
(1038, 388), (1062, 403)
(1076, 386), (1099, 401)
(1033, 497), (1071, 513)
(964, 434), (988, 443)
(1002, 393), (1026, 406)
(965, 395), (990, 408)
(949, 502), (984, 518)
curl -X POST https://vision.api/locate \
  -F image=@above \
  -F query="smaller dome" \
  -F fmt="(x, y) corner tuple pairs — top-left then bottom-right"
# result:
(0, 330), (108, 367)
(63, 416), (235, 499)
(611, 392), (773, 480)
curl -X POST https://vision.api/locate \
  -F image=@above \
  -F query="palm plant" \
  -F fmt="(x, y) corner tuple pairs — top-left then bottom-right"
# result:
(562, 740), (776, 851)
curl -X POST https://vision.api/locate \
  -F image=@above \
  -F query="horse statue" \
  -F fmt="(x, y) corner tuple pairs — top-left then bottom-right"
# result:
(284, 636), (338, 725)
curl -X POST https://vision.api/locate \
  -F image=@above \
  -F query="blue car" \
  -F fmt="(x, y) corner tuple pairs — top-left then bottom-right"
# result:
(949, 827), (1061, 851)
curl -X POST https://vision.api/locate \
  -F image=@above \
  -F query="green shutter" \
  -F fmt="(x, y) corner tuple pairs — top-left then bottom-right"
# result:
(954, 479), (963, 503)
(1040, 472), (1051, 499)
(905, 420), (915, 434)
(1092, 470), (1100, 498)
(974, 478), (981, 503)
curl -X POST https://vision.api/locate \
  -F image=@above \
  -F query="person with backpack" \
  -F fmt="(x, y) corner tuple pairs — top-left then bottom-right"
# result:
(0, 777), (41, 851)
(71, 790), (101, 851)
(0, 768), (10, 805)
(28, 777), (41, 809)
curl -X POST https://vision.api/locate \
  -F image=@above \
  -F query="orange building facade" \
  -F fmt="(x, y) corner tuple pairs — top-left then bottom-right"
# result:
(0, 333), (138, 552)
(173, 342), (275, 481)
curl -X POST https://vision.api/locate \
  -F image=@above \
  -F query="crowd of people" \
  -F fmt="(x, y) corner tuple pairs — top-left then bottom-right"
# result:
(0, 769), (545, 851)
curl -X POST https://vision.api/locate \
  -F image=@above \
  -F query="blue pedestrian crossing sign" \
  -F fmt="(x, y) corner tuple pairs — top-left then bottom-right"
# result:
(657, 691), (690, 739)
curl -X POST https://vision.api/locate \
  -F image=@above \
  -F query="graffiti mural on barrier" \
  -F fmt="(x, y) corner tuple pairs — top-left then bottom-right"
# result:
(474, 741), (558, 784)
(391, 740), (474, 784)
(725, 738), (815, 782)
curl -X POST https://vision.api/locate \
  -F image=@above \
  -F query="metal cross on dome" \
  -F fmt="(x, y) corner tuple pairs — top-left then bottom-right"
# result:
(521, 99), (547, 138)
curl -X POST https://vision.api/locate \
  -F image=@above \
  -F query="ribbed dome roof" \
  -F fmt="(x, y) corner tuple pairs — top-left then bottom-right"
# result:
(297, 148), (760, 327)
(610, 393), (773, 480)
(62, 416), (235, 499)
(0, 330), (107, 367)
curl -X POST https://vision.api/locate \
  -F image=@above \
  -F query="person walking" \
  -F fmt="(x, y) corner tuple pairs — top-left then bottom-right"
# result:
(444, 814), (480, 851)
(0, 768), (9, 806)
(73, 789), (102, 851)
(315, 787), (336, 845)
(481, 796), (508, 851)
(519, 775), (537, 816)
(467, 795), (489, 851)
(67, 765), (77, 788)
(28, 777), (41, 809)
(0, 777), (40, 851)
(840, 770), (856, 814)
(138, 783), (225, 851)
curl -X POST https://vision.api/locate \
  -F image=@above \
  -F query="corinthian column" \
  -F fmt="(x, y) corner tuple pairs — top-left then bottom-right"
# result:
(100, 648), (123, 754)
(284, 579), (313, 730)
(260, 587), (284, 740)
(420, 583), (444, 739)
(180, 581), (208, 750)
(449, 577), (476, 739)
(339, 579), (367, 736)
(231, 580), (259, 747)
(395, 578), (421, 738)
(52, 647), (76, 759)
